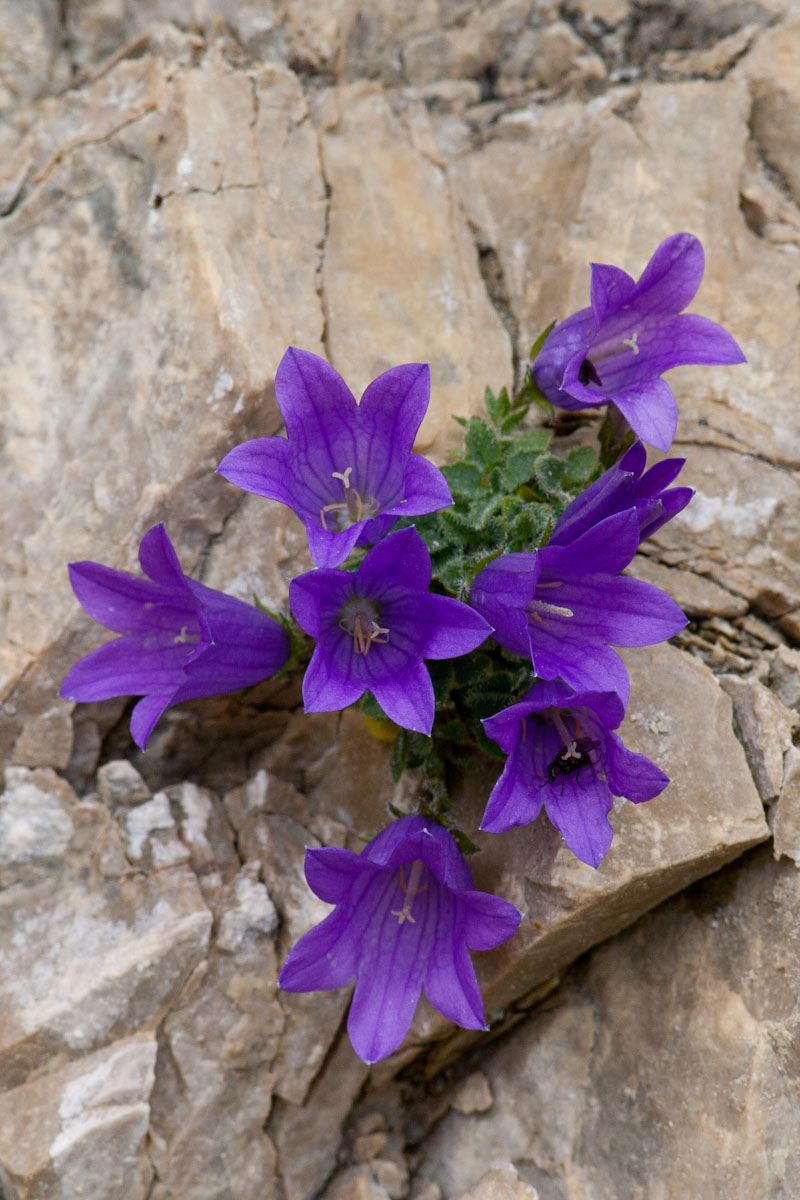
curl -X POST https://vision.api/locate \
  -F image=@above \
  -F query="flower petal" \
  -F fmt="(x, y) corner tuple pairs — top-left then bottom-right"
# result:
(216, 436), (297, 507)
(138, 524), (189, 590)
(371, 659), (435, 734)
(424, 894), (485, 1030)
(275, 347), (358, 443)
(289, 569), (351, 639)
(418, 594), (492, 660)
(384, 453), (453, 517)
(604, 732), (670, 803)
(610, 381), (678, 452)
(631, 232), (704, 315)
(305, 520), (363, 569)
(304, 846), (370, 903)
(130, 692), (175, 750)
(67, 561), (192, 636)
(480, 742), (544, 833)
(346, 872), (433, 1062)
(543, 773), (614, 868)
(357, 526), (432, 593)
(590, 262), (636, 323)
(302, 642), (365, 712)
(60, 637), (192, 702)
(460, 890), (522, 951)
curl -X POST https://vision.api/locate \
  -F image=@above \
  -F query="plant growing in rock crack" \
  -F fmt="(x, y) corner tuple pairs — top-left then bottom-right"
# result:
(61, 233), (745, 1063)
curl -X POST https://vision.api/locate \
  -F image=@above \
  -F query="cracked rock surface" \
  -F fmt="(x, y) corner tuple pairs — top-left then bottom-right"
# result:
(2, 2), (800, 1197)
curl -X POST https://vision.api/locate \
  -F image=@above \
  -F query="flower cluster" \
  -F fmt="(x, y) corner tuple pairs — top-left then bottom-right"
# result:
(61, 235), (744, 1062)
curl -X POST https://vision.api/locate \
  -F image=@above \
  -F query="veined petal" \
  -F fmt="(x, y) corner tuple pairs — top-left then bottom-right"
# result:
(357, 526), (432, 592)
(611, 380), (678, 452)
(530, 632), (631, 700)
(138, 524), (189, 590)
(290, 569), (352, 638)
(384, 453), (453, 517)
(418, 594), (492, 660)
(371, 660), (434, 735)
(305, 520), (363, 569)
(470, 554), (540, 656)
(539, 510), (640, 577)
(302, 642), (365, 712)
(480, 743), (544, 833)
(60, 637), (192, 702)
(359, 362), (430, 449)
(459, 890), (522, 951)
(347, 870), (434, 1062)
(67, 561), (192, 635)
(278, 906), (360, 992)
(275, 347), (358, 442)
(305, 846), (372, 903)
(590, 262), (636, 323)
(216, 436), (298, 507)
(543, 773), (614, 868)
(604, 732), (670, 803)
(424, 896), (485, 1030)
(130, 692), (176, 750)
(631, 232), (704, 315)
(659, 312), (746, 367)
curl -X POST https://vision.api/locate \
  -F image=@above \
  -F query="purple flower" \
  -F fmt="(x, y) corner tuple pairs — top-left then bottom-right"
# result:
(278, 815), (521, 1063)
(470, 511), (687, 698)
(290, 527), (491, 734)
(550, 440), (692, 547)
(60, 524), (289, 749)
(482, 679), (669, 867)
(217, 347), (453, 568)
(531, 233), (745, 451)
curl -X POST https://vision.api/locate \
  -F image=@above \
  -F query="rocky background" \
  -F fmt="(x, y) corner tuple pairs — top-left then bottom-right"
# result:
(2, 1), (800, 1197)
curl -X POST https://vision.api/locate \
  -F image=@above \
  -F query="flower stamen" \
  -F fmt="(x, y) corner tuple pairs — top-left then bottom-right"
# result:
(391, 859), (427, 926)
(331, 466), (353, 489)
(351, 614), (391, 655)
(528, 597), (575, 621)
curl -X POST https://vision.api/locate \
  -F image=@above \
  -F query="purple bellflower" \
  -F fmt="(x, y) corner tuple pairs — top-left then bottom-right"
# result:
(482, 679), (669, 867)
(530, 233), (745, 452)
(217, 347), (453, 568)
(289, 527), (491, 734)
(470, 510), (687, 698)
(60, 524), (289, 749)
(550, 440), (692, 547)
(278, 814), (521, 1063)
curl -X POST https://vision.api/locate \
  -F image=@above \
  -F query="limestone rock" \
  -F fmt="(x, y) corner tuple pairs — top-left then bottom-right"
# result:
(417, 846), (800, 1199)
(454, 1166), (539, 1200)
(147, 865), (284, 1200)
(0, 1033), (157, 1200)
(719, 673), (798, 802)
(317, 82), (512, 458)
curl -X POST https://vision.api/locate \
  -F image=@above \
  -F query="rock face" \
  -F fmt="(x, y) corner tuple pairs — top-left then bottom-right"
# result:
(2, 3), (800, 1198)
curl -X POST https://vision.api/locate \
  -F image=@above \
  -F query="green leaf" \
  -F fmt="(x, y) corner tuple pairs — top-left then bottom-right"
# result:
(465, 418), (502, 471)
(484, 385), (511, 427)
(390, 730), (408, 781)
(439, 508), (477, 546)
(360, 691), (388, 720)
(529, 321), (556, 364)
(508, 502), (552, 549)
(534, 454), (567, 495)
(441, 461), (485, 498)
(564, 444), (599, 486)
(429, 659), (455, 705)
(499, 407), (529, 435)
(514, 428), (551, 454)
(501, 449), (541, 491)
(468, 492), (504, 529)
